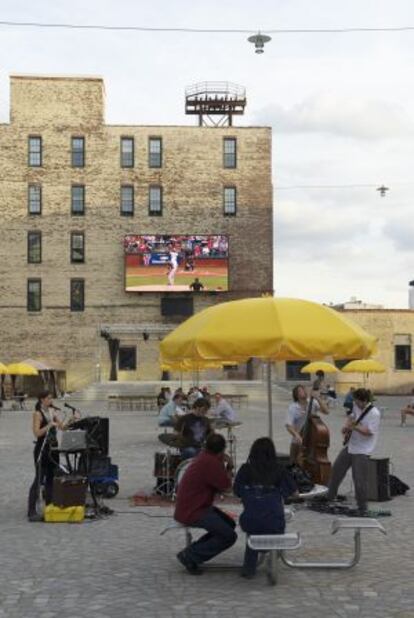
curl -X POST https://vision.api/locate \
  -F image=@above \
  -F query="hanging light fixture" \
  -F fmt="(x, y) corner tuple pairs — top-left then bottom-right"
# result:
(248, 32), (272, 54)
(376, 185), (389, 197)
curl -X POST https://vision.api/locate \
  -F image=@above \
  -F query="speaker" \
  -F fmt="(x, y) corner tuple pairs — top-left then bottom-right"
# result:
(71, 417), (109, 456)
(161, 296), (194, 317)
(367, 457), (391, 501)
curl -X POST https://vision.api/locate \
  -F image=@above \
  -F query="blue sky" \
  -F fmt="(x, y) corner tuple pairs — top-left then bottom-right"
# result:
(1, 0), (414, 306)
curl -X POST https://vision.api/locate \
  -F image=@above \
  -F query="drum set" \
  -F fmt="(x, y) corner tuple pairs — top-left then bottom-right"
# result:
(154, 420), (242, 497)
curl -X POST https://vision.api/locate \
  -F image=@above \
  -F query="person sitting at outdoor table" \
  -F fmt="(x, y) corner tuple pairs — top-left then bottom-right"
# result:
(400, 388), (414, 427)
(212, 392), (236, 423)
(285, 384), (329, 464)
(187, 386), (203, 407)
(174, 433), (236, 575)
(233, 437), (298, 579)
(174, 398), (213, 459)
(156, 387), (169, 412)
(158, 393), (185, 427)
(343, 387), (355, 415)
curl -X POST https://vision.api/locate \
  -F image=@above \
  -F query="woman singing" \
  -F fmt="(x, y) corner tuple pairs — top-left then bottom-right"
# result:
(27, 390), (65, 521)
(233, 437), (298, 578)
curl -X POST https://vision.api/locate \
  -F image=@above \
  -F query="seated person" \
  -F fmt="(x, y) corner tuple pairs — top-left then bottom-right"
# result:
(158, 393), (185, 427)
(343, 387), (355, 415)
(157, 387), (168, 412)
(233, 437), (298, 579)
(400, 388), (414, 426)
(174, 398), (213, 459)
(187, 387), (203, 407)
(200, 386), (211, 404)
(213, 392), (236, 423)
(174, 433), (236, 574)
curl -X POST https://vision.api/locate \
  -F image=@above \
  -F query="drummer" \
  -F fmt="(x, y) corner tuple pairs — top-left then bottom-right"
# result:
(174, 398), (213, 459)
(213, 392), (237, 424)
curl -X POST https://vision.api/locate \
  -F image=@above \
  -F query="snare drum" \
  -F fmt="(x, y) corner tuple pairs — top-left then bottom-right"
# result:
(154, 452), (182, 478)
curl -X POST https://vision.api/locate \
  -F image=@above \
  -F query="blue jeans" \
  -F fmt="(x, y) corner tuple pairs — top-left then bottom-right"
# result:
(185, 506), (237, 565)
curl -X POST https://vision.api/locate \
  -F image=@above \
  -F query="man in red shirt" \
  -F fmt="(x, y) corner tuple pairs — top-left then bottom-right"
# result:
(174, 433), (237, 574)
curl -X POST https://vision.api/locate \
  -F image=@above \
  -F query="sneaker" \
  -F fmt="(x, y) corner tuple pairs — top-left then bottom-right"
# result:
(176, 551), (202, 575)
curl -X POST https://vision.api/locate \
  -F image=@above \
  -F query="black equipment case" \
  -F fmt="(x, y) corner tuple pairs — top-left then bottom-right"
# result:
(52, 475), (88, 507)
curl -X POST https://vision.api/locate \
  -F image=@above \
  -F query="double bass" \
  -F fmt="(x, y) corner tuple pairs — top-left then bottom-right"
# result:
(298, 395), (331, 486)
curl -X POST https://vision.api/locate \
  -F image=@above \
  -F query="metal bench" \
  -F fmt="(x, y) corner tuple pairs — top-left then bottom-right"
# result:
(247, 532), (301, 585)
(281, 517), (386, 570)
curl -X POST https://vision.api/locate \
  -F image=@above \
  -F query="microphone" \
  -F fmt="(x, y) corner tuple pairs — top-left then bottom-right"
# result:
(64, 402), (76, 412)
(50, 404), (61, 411)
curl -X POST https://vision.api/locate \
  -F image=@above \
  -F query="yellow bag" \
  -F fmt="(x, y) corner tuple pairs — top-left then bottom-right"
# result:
(44, 504), (85, 523)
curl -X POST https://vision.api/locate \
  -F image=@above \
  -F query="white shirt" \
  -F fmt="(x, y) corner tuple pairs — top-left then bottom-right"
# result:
(214, 398), (236, 422)
(347, 405), (381, 455)
(286, 399), (320, 435)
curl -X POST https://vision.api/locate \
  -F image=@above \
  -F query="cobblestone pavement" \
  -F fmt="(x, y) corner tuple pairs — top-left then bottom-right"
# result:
(0, 385), (413, 618)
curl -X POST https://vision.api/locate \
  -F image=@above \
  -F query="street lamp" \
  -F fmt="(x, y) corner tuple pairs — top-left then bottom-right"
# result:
(248, 32), (272, 54)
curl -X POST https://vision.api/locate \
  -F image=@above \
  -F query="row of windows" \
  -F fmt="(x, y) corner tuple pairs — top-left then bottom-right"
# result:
(28, 136), (237, 169)
(27, 279), (84, 312)
(27, 232), (85, 263)
(27, 184), (237, 216)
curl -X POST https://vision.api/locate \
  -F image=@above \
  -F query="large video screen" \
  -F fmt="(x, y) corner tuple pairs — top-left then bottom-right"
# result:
(124, 234), (229, 292)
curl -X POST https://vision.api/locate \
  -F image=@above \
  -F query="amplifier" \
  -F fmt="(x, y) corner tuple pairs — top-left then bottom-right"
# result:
(367, 457), (391, 502)
(53, 475), (88, 508)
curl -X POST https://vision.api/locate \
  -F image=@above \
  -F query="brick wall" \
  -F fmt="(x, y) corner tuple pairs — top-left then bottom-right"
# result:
(0, 75), (273, 389)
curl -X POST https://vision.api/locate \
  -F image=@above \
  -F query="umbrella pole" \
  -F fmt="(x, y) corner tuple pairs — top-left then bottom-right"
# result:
(266, 361), (273, 440)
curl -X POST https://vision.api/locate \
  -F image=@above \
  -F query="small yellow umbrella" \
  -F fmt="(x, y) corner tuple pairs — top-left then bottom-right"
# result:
(341, 359), (385, 388)
(6, 363), (39, 376)
(0, 362), (8, 375)
(341, 359), (385, 374)
(300, 361), (339, 374)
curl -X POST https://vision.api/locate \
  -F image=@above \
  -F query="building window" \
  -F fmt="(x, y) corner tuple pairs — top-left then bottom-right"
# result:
(223, 186), (237, 216)
(119, 346), (137, 371)
(121, 137), (134, 168)
(28, 136), (42, 167)
(27, 231), (42, 263)
(71, 136), (85, 167)
(395, 345), (411, 370)
(149, 137), (162, 168)
(285, 360), (311, 381)
(71, 232), (85, 263)
(71, 185), (85, 215)
(223, 137), (236, 168)
(149, 185), (162, 216)
(27, 278), (41, 312)
(120, 185), (134, 216)
(28, 184), (42, 215)
(70, 279), (85, 312)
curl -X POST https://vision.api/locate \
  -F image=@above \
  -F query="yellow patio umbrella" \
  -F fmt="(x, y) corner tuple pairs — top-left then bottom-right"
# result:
(0, 362), (8, 375)
(341, 359), (385, 387)
(300, 361), (339, 374)
(341, 359), (385, 374)
(6, 363), (39, 376)
(160, 296), (377, 437)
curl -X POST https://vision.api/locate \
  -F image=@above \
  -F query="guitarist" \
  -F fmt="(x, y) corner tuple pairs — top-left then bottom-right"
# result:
(325, 388), (381, 516)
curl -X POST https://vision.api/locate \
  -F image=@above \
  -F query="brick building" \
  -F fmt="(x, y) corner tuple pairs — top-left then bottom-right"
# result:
(0, 75), (273, 390)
